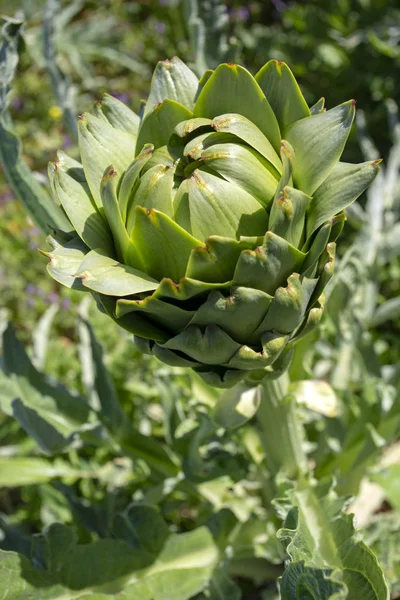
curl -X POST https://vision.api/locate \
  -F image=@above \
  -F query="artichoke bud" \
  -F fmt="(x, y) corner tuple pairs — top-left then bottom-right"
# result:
(44, 57), (380, 387)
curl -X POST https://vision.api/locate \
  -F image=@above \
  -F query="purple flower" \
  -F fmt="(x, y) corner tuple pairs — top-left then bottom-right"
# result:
(272, 0), (287, 13)
(236, 7), (250, 21)
(0, 190), (14, 207)
(26, 284), (36, 295)
(27, 298), (35, 307)
(29, 241), (37, 250)
(159, 0), (169, 5)
(111, 92), (130, 104)
(62, 298), (72, 309)
(62, 134), (73, 149)
(11, 96), (23, 111)
(155, 21), (166, 35)
(47, 292), (59, 304)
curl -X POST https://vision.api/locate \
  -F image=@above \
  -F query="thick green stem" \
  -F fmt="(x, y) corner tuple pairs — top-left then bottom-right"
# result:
(256, 371), (307, 479)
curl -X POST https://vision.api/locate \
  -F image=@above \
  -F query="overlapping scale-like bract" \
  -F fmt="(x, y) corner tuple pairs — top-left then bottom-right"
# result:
(43, 57), (380, 387)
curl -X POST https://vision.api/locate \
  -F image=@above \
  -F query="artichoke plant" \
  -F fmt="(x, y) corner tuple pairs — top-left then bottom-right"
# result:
(44, 57), (379, 387)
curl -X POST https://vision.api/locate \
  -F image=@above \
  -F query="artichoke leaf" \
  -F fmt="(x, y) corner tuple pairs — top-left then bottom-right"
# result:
(328, 212), (346, 243)
(173, 117), (212, 138)
(255, 273), (318, 335)
(182, 168), (269, 241)
(116, 295), (195, 331)
(101, 166), (143, 269)
(255, 60), (310, 132)
(194, 69), (214, 102)
(194, 366), (246, 389)
(308, 243), (336, 306)
(227, 331), (289, 370)
(273, 140), (295, 201)
(131, 206), (203, 282)
(75, 249), (158, 296)
(199, 142), (279, 207)
(233, 231), (306, 295)
(92, 93), (140, 136)
(160, 324), (241, 365)
(118, 144), (154, 221)
(99, 296), (169, 342)
(307, 159), (381, 237)
(186, 235), (256, 283)
(42, 237), (88, 290)
(289, 300), (325, 344)
(155, 277), (231, 302)
(285, 100), (356, 195)
(211, 113), (282, 174)
(136, 99), (193, 153)
(144, 56), (199, 116)
(310, 97), (325, 114)
(269, 186), (311, 247)
(78, 112), (137, 210)
(194, 63), (281, 153)
(54, 164), (114, 255)
(302, 221), (332, 275)
(189, 287), (273, 345)
(183, 131), (237, 161)
(51, 150), (85, 182)
(152, 344), (201, 367)
(126, 163), (175, 233)
(212, 383), (261, 429)
(143, 145), (175, 172)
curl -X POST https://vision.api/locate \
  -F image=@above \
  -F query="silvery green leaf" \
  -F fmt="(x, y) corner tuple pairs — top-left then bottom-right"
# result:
(285, 100), (355, 195)
(212, 383), (261, 429)
(144, 56), (199, 115)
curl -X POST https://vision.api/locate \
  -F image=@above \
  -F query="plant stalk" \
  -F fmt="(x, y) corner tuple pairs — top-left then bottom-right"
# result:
(256, 371), (308, 480)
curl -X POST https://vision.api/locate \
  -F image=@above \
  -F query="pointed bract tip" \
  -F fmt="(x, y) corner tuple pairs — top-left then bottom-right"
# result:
(372, 158), (383, 166)
(103, 165), (118, 182)
(160, 58), (172, 67)
(38, 248), (50, 258)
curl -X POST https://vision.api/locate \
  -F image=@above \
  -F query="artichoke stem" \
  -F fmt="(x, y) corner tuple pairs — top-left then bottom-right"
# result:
(256, 371), (307, 479)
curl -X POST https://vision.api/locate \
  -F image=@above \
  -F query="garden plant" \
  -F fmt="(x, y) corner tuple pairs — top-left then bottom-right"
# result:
(0, 1), (399, 599)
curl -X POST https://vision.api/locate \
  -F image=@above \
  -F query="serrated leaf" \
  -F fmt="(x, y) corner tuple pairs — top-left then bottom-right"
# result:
(278, 480), (389, 600)
(0, 523), (219, 600)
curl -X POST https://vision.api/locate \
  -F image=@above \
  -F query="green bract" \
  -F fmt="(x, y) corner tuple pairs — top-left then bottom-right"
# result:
(44, 57), (379, 387)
